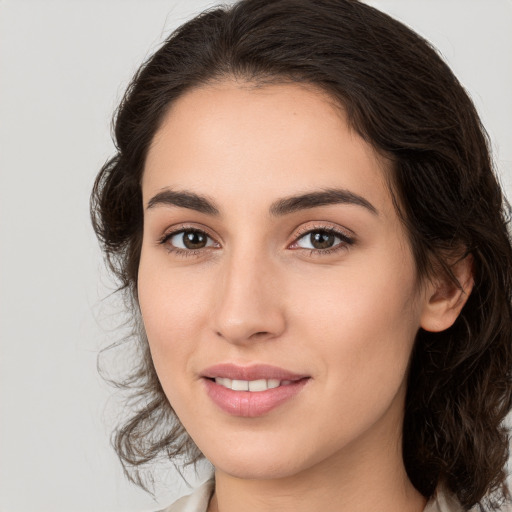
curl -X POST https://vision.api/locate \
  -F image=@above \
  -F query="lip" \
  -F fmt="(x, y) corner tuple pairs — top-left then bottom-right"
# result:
(201, 363), (308, 381)
(200, 363), (310, 418)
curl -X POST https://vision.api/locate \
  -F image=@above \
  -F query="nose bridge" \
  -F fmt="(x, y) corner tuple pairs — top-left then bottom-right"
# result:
(212, 243), (285, 344)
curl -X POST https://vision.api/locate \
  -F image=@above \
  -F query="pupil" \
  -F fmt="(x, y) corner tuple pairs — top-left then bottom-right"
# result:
(311, 231), (334, 249)
(184, 231), (206, 249)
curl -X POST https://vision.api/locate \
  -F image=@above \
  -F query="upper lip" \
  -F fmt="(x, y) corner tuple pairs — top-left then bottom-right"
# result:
(201, 363), (309, 381)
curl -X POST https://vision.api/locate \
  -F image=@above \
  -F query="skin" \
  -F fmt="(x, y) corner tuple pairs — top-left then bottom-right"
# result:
(138, 81), (472, 512)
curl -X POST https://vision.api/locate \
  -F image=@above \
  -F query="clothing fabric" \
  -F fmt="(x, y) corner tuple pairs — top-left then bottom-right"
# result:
(160, 479), (214, 512)
(160, 478), (468, 512)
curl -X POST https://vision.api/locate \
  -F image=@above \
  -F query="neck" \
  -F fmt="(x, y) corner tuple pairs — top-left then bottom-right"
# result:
(209, 458), (425, 512)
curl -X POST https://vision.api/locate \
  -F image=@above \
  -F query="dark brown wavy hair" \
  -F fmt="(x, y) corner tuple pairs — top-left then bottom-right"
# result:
(90, 0), (512, 509)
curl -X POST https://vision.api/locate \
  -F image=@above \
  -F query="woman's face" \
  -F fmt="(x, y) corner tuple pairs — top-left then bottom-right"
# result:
(138, 81), (433, 480)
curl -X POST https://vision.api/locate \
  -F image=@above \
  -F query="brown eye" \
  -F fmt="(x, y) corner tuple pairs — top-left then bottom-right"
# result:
(308, 231), (336, 249)
(167, 229), (215, 250)
(298, 230), (338, 250)
(183, 230), (207, 249)
(293, 227), (354, 253)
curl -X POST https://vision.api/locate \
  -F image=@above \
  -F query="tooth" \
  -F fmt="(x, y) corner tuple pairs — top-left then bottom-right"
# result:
(248, 379), (268, 392)
(215, 377), (231, 388)
(232, 379), (249, 391)
(214, 378), (286, 391)
(267, 379), (280, 389)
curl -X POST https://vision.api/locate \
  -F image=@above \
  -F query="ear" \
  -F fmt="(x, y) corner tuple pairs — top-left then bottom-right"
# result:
(420, 255), (474, 333)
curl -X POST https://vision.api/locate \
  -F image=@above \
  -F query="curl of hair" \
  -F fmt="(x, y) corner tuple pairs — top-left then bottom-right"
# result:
(91, 0), (512, 508)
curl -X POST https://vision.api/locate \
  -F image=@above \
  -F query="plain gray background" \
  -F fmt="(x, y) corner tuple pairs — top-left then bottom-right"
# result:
(1, 1), (511, 511)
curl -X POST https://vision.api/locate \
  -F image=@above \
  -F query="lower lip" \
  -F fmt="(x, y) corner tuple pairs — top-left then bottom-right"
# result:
(203, 378), (309, 418)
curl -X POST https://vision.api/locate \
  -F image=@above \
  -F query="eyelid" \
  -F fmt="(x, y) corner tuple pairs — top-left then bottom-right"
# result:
(157, 222), (355, 257)
(288, 223), (355, 254)
(157, 224), (221, 255)
(158, 223), (218, 243)
(291, 222), (355, 241)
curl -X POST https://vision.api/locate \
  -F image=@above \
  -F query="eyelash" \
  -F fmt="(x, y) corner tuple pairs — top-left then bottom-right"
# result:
(157, 224), (355, 258)
(291, 225), (354, 256)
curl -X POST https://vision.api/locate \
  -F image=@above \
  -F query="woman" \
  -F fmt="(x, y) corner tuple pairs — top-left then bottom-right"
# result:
(90, 0), (512, 511)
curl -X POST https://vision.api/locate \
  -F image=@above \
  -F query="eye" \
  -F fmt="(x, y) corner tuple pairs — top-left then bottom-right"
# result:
(291, 227), (354, 254)
(170, 229), (214, 250)
(159, 228), (218, 256)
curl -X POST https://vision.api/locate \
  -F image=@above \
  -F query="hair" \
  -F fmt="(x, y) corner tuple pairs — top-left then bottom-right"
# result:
(91, 0), (512, 509)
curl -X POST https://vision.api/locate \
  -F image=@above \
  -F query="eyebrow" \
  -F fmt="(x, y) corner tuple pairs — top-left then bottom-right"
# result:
(146, 187), (378, 216)
(147, 189), (219, 215)
(269, 188), (378, 216)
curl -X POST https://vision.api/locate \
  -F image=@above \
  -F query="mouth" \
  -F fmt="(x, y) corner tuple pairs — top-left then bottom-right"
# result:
(200, 363), (310, 417)
(201, 362), (308, 381)
(208, 377), (296, 392)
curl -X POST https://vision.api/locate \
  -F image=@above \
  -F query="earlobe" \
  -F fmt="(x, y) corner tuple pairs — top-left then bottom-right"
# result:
(420, 255), (474, 333)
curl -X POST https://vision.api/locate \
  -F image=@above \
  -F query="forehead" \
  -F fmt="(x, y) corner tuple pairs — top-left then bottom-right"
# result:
(143, 81), (393, 216)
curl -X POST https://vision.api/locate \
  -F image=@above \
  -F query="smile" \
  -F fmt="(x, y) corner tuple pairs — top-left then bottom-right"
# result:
(201, 364), (310, 417)
(213, 378), (293, 391)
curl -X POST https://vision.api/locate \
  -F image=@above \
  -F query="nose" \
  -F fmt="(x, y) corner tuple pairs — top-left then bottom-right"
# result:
(211, 250), (286, 345)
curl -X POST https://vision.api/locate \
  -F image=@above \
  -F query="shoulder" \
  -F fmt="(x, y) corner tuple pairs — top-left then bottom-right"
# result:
(158, 478), (215, 512)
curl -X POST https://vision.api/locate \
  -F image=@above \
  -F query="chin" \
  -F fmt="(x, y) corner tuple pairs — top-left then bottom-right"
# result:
(198, 436), (321, 481)
(213, 458), (304, 481)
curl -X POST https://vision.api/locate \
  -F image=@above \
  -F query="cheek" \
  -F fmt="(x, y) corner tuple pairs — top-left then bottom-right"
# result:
(289, 250), (421, 392)
(137, 252), (212, 372)
(137, 258), (216, 420)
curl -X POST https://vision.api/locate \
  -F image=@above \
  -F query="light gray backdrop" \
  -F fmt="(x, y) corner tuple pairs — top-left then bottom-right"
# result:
(1, 1), (511, 511)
